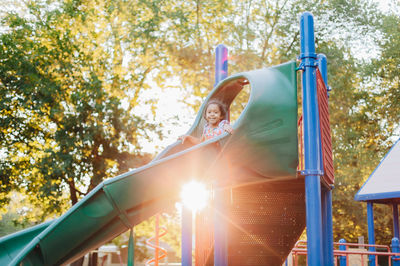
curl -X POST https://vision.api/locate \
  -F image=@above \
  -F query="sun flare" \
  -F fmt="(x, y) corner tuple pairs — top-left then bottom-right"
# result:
(180, 181), (210, 212)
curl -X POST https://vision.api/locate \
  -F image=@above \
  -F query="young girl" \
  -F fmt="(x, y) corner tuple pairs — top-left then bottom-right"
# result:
(179, 99), (233, 145)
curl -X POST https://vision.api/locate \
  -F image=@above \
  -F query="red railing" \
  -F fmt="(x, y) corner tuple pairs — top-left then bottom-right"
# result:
(291, 240), (400, 266)
(316, 68), (334, 186)
(297, 69), (334, 186)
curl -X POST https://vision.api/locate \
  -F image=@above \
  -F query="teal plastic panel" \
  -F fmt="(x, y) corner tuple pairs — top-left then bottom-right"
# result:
(0, 221), (52, 265)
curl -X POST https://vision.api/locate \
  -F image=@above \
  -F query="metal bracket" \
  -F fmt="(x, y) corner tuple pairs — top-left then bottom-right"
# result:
(301, 169), (324, 176)
(296, 60), (318, 70)
(299, 52), (318, 60)
(297, 55), (318, 69)
(296, 64), (305, 72)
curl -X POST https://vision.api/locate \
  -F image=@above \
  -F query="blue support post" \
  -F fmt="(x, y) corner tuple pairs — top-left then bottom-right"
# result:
(214, 44), (228, 266)
(214, 44), (228, 86)
(367, 202), (376, 266)
(182, 206), (192, 266)
(392, 237), (400, 266)
(300, 12), (324, 266)
(318, 53), (334, 266)
(339, 239), (347, 266)
(393, 203), (400, 240)
(321, 186), (334, 266)
(317, 54), (328, 88)
(214, 186), (228, 266)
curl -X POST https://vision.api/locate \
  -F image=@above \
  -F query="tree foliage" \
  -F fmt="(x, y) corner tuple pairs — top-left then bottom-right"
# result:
(158, 0), (399, 245)
(1, 0), (399, 253)
(0, 0), (162, 219)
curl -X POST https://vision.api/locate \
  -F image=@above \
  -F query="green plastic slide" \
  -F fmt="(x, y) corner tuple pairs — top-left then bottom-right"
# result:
(0, 61), (298, 265)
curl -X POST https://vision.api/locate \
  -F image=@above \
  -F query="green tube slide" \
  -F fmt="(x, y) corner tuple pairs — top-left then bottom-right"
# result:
(0, 61), (298, 265)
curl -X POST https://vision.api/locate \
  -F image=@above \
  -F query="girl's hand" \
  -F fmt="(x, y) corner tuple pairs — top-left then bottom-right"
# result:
(223, 124), (233, 134)
(178, 135), (201, 145)
(178, 135), (187, 144)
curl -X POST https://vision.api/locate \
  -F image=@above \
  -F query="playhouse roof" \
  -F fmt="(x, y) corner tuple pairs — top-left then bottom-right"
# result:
(355, 138), (400, 203)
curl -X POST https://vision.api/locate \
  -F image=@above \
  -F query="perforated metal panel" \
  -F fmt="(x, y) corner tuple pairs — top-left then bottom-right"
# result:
(226, 180), (305, 266)
(195, 179), (306, 266)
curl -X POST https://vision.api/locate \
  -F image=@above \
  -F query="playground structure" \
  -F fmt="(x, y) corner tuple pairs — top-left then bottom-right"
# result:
(1, 11), (399, 266)
(0, 11), (333, 266)
(289, 138), (400, 266)
(353, 138), (400, 266)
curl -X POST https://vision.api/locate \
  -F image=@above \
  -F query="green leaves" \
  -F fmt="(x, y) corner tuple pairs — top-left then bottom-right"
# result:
(0, 0), (162, 220)
(1, 0), (399, 248)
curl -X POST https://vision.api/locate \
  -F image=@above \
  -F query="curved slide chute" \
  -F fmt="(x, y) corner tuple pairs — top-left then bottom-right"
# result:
(0, 61), (298, 265)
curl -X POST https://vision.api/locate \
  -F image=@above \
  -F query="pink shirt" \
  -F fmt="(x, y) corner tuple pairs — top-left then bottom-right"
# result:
(202, 120), (229, 141)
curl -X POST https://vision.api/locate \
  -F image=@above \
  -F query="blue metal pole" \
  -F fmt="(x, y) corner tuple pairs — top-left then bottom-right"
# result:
(393, 203), (400, 239)
(214, 44), (228, 86)
(318, 53), (334, 266)
(321, 186), (334, 266)
(214, 186), (228, 266)
(367, 202), (376, 266)
(214, 44), (228, 266)
(339, 239), (347, 266)
(300, 12), (324, 266)
(392, 237), (400, 266)
(182, 206), (192, 266)
(317, 54), (328, 85)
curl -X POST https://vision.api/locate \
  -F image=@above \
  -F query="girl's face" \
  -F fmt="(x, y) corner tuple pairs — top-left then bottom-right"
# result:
(205, 103), (223, 127)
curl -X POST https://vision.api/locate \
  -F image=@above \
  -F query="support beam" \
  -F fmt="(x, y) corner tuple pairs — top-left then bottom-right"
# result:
(339, 239), (347, 266)
(214, 44), (228, 86)
(214, 186), (228, 266)
(321, 187), (334, 266)
(213, 44), (229, 266)
(393, 203), (399, 240)
(182, 207), (192, 266)
(367, 202), (376, 265)
(300, 12), (324, 266)
(392, 237), (400, 266)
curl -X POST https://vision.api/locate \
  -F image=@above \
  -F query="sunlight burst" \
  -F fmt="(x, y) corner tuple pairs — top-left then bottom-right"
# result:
(180, 181), (210, 212)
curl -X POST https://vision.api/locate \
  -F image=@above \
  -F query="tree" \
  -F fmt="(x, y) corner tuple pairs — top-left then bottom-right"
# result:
(1, 0), (399, 251)
(0, 0), (164, 220)
(158, 0), (397, 244)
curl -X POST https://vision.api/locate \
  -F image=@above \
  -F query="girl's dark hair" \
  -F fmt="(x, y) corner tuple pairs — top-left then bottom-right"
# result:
(203, 99), (228, 119)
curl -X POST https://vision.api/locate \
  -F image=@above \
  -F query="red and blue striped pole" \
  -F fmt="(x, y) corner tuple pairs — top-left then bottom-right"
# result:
(214, 43), (228, 266)
(300, 12), (324, 265)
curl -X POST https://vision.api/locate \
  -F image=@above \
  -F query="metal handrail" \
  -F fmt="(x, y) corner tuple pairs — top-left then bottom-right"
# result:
(291, 240), (400, 266)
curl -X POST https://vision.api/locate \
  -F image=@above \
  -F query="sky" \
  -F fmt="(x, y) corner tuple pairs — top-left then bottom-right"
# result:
(135, 83), (198, 154)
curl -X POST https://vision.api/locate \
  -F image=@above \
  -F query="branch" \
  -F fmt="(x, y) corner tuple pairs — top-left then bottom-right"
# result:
(260, 0), (290, 64)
